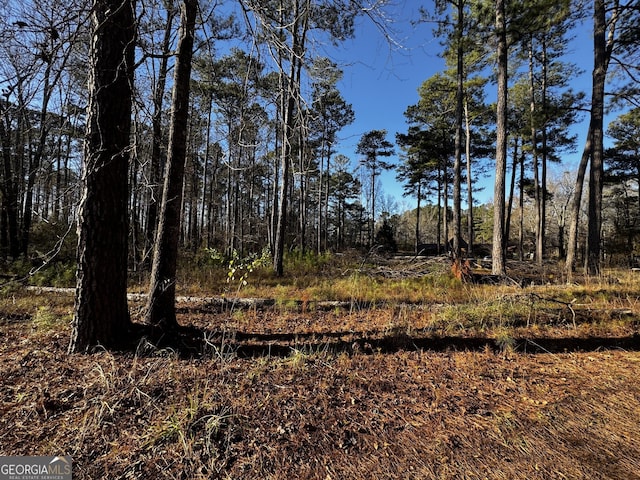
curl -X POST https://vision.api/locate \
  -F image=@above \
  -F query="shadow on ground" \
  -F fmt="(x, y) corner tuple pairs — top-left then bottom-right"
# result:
(135, 322), (640, 359)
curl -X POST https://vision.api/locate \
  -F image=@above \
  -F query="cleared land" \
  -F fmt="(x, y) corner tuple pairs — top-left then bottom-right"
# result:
(1, 256), (639, 479)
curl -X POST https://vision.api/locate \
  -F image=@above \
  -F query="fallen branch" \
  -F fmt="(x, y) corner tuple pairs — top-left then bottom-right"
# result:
(528, 293), (576, 328)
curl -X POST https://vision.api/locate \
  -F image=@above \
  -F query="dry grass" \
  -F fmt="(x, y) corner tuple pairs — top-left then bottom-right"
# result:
(1, 257), (640, 479)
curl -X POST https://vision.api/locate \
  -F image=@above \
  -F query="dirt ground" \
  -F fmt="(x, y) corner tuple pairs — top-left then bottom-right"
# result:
(1, 271), (640, 479)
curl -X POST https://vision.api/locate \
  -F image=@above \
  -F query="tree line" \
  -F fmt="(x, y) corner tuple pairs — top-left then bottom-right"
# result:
(392, 0), (638, 278)
(0, 0), (638, 351)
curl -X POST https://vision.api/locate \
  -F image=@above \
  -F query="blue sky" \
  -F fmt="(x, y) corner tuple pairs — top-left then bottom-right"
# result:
(328, 1), (445, 212)
(325, 2), (599, 214)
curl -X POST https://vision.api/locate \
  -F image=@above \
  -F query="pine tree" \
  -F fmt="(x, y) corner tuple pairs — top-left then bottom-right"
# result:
(69, 0), (135, 353)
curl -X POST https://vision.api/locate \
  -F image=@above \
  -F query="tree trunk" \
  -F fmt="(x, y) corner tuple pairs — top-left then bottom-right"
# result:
(273, 0), (308, 276)
(21, 58), (53, 259)
(69, 0), (135, 353)
(505, 137), (518, 247)
(323, 145), (331, 252)
(518, 151), (525, 261)
(269, 126), (279, 255)
(586, 0), (607, 276)
(145, 7), (175, 267)
(129, 141), (141, 269)
(452, 0), (464, 261)
(370, 164), (376, 248)
(565, 121), (591, 279)
(464, 101), (474, 255)
(492, 0), (508, 275)
(558, 223), (566, 259)
(297, 131), (307, 253)
(224, 120), (234, 254)
(273, 78), (295, 276)
(436, 170), (442, 252)
(539, 39), (549, 265)
(317, 140), (324, 255)
(145, 0), (197, 329)
(0, 108), (20, 259)
(529, 38), (542, 266)
(415, 182), (421, 254)
(443, 145), (449, 253)
(200, 100), (212, 244)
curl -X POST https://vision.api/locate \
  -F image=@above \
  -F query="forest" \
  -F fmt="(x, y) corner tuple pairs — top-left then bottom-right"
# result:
(0, 0), (637, 277)
(0, 0), (639, 286)
(1, 0), (640, 478)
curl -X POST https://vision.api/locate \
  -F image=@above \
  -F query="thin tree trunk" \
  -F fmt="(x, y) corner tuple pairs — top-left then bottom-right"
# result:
(130, 136), (140, 269)
(21, 59), (53, 258)
(415, 182), (421, 254)
(207, 144), (220, 247)
(492, 0), (507, 275)
(452, 0), (464, 261)
(269, 126), (279, 255)
(506, 137), (518, 247)
(565, 121), (591, 279)
(145, 0), (197, 329)
(442, 137), (449, 253)
(298, 131), (307, 253)
(225, 120), (233, 254)
(146, 8), (176, 265)
(464, 101), (474, 255)
(539, 39), (549, 265)
(323, 145), (331, 252)
(558, 222), (566, 259)
(317, 140), (324, 255)
(274, 0), (308, 276)
(518, 151), (525, 261)
(0, 107), (20, 259)
(273, 85), (294, 275)
(54, 116), (64, 221)
(437, 169), (442, 252)
(529, 37), (542, 266)
(200, 98), (212, 243)
(370, 166), (376, 247)
(636, 164), (640, 215)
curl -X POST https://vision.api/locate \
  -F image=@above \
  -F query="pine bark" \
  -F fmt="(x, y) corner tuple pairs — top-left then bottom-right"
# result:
(492, 0), (508, 276)
(146, 0), (197, 329)
(452, 0), (464, 261)
(586, 0), (607, 276)
(69, 0), (135, 353)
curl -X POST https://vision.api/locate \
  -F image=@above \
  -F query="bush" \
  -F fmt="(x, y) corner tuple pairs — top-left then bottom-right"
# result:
(31, 261), (76, 288)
